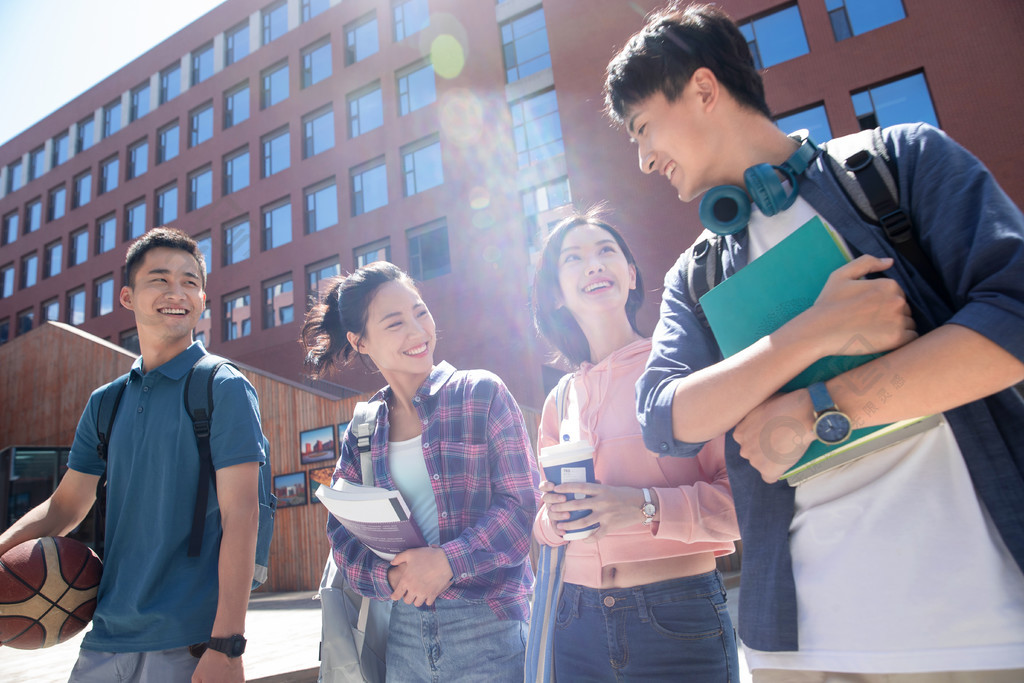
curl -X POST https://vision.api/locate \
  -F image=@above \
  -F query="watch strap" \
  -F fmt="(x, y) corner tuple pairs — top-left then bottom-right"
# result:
(207, 634), (246, 658)
(807, 381), (835, 415)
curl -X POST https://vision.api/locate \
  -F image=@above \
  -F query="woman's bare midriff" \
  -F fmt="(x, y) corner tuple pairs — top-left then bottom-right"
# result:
(598, 551), (718, 588)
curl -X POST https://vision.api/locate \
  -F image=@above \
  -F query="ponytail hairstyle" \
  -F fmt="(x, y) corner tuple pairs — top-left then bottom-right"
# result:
(531, 208), (645, 368)
(301, 261), (418, 378)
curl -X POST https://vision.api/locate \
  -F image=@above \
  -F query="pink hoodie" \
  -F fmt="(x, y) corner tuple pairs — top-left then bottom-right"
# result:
(533, 338), (739, 588)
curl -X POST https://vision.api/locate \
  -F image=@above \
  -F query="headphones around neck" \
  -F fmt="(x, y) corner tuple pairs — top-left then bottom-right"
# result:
(698, 131), (819, 236)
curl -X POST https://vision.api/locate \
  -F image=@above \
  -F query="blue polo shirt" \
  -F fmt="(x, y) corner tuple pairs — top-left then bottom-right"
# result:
(69, 342), (265, 652)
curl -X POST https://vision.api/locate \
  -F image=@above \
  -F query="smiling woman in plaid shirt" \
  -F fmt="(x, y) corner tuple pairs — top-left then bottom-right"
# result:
(302, 261), (541, 682)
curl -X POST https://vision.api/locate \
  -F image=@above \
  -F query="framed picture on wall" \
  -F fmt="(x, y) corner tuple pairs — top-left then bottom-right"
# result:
(308, 466), (334, 498)
(337, 421), (350, 444)
(300, 425), (336, 465)
(274, 471), (308, 508)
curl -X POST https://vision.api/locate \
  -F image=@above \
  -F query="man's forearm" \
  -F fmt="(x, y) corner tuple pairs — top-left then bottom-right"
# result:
(210, 500), (258, 637)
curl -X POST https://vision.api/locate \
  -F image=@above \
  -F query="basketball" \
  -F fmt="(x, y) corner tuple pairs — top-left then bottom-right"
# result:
(0, 536), (102, 649)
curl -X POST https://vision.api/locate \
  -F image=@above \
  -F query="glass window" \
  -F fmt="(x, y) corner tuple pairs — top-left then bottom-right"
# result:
(522, 176), (571, 246)
(0, 318), (8, 344)
(262, 127), (290, 177)
(224, 147), (250, 195)
(94, 276), (115, 317)
(304, 178), (338, 233)
(394, 0), (429, 41)
(128, 139), (149, 180)
(29, 147), (46, 181)
(827, 0), (905, 41)
(261, 61), (290, 109)
(158, 122), (180, 163)
(262, 1), (288, 45)
(1, 264), (13, 298)
(2, 212), (17, 246)
(345, 13), (379, 65)
(302, 38), (332, 87)
(160, 63), (181, 104)
(351, 158), (388, 216)
(67, 288), (86, 325)
(262, 200), (292, 251)
(302, 0), (330, 22)
(52, 132), (69, 168)
(131, 81), (151, 121)
(224, 217), (251, 266)
(48, 185), (66, 221)
(263, 274), (294, 328)
(21, 252), (38, 289)
(224, 82), (250, 128)
(195, 232), (212, 274)
(76, 115), (95, 153)
(69, 228), (89, 267)
(156, 184), (178, 225)
(73, 172), (92, 208)
(501, 8), (551, 83)
(190, 102), (214, 147)
(407, 219), (449, 280)
(225, 21), (250, 66)
(25, 199), (41, 234)
(303, 106), (335, 158)
(43, 299), (60, 322)
(397, 60), (436, 115)
(402, 135), (443, 196)
(306, 257), (339, 305)
(98, 214), (117, 253)
(348, 82), (383, 137)
(511, 89), (564, 168)
(188, 166), (213, 212)
(103, 99), (122, 138)
(44, 241), (62, 278)
(17, 309), (33, 336)
(355, 238), (390, 267)
(125, 201), (146, 240)
(191, 42), (214, 86)
(6, 159), (23, 193)
(775, 104), (832, 144)
(738, 6), (810, 70)
(224, 290), (252, 340)
(852, 72), (939, 130)
(120, 329), (140, 354)
(99, 156), (119, 194)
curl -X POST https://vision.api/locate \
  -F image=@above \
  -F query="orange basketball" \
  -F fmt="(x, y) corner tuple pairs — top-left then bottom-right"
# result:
(0, 536), (102, 649)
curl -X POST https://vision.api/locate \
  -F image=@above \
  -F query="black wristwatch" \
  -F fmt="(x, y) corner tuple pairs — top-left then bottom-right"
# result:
(207, 634), (246, 658)
(807, 382), (852, 446)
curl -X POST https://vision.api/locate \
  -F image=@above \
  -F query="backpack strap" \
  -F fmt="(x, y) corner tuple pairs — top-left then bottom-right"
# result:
(351, 400), (382, 486)
(684, 233), (724, 331)
(92, 372), (130, 560)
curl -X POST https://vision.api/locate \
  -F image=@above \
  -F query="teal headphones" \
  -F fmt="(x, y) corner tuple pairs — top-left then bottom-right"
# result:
(698, 132), (819, 236)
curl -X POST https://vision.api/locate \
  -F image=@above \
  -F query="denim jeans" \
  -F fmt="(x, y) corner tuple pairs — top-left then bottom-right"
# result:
(69, 648), (199, 682)
(386, 598), (527, 682)
(553, 569), (739, 682)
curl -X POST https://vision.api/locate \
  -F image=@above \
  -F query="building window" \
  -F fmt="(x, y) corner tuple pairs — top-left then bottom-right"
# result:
(511, 89), (564, 168)
(94, 275), (115, 317)
(304, 178), (338, 234)
(303, 106), (335, 158)
(69, 228), (89, 267)
(262, 199), (292, 251)
(394, 0), (429, 42)
(348, 82), (383, 137)
(224, 82), (250, 128)
(0, 318), (9, 344)
(99, 156), (119, 194)
(1, 264), (13, 298)
(97, 214), (117, 253)
(407, 219), (449, 280)
(224, 289), (252, 340)
(775, 104), (832, 144)
(195, 304), (211, 346)
(25, 199), (41, 234)
(73, 172), (92, 209)
(158, 121), (180, 163)
(302, 0), (330, 22)
(195, 232), (212, 274)
(52, 132), (70, 168)
(28, 147), (46, 181)
(2, 213), (17, 246)
(48, 185), (67, 222)
(131, 81), (151, 121)
(43, 299), (60, 322)
(355, 238), (391, 267)
(120, 329), (140, 354)
(852, 72), (938, 130)
(103, 99), (122, 138)
(160, 63), (182, 104)
(501, 8), (551, 83)
(345, 12), (379, 65)
(397, 60), (436, 115)
(262, 1), (288, 45)
(128, 139), (149, 180)
(522, 176), (571, 247)
(156, 184), (178, 225)
(17, 309), (33, 336)
(125, 200), (146, 240)
(262, 274), (294, 329)
(44, 240), (62, 278)
(306, 257), (340, 306)
(21, 252), (38, 289)
(351, 158), (388, 216)
(302, 38), (333, 88)
(190, 102), (214, 147)
(67, 288), (86, 325)
(191, 42), (214, 85)
(261, 61), (290, 109)
(225, 21), (250, 66)
(262, 127), (291, 177)
(224, 146), (250, 195)
(738, 6), (810, 70)
(76, 115), (95, 153)
(6, 160), (23, 193)
(402, 135), (443, 196)
(223, 217), (251, 266)
(188, 166), (213, 212)
(827, 0), (905, 41)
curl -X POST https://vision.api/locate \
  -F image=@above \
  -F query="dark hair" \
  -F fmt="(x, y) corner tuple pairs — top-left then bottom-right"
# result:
(301, 261), (419, 378)
(604, 3), (770, 123)
(125, 227), (207, 289)
(532, 209), (645, 368)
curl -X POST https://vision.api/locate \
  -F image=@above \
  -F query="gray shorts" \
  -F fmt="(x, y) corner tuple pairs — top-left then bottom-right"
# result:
(69, 647), (200, 683)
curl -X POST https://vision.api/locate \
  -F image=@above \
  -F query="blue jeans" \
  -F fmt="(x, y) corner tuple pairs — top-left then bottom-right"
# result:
(386, 598), (527, 682)
(553, 570), (739, 682)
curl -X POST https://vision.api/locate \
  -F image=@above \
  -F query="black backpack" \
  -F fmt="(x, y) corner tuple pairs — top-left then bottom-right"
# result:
(93, 353), (277, 590)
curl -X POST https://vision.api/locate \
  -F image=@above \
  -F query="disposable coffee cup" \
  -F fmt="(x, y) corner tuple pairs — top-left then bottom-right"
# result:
(540, 441), (598, 540)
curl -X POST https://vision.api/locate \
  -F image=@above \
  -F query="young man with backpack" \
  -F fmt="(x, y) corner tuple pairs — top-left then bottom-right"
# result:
(0, 227), (268, 683)
(605, 4), (1024, 681)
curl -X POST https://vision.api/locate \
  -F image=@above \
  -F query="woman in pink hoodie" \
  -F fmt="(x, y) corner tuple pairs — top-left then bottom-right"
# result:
(532, 209), (741, 681)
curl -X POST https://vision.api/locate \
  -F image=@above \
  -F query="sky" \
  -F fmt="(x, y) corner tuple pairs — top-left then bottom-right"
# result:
(0, 0), (228, 146)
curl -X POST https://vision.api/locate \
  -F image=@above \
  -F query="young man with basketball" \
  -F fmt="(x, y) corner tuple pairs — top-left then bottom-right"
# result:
(0, 228), (265, 683)
(604, 3), (1024, 681)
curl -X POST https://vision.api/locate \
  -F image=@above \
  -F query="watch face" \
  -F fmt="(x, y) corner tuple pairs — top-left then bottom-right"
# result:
(815, 411), (851, 445)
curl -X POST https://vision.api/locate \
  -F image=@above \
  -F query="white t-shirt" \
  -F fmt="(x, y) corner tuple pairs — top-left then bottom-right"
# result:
(741, 198), (1024, 673)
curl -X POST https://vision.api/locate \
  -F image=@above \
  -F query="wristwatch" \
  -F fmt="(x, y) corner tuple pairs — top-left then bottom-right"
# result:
(206, 634), (246, 658)
(640, 488), (656, 526)
(807, 382), (852, 446)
